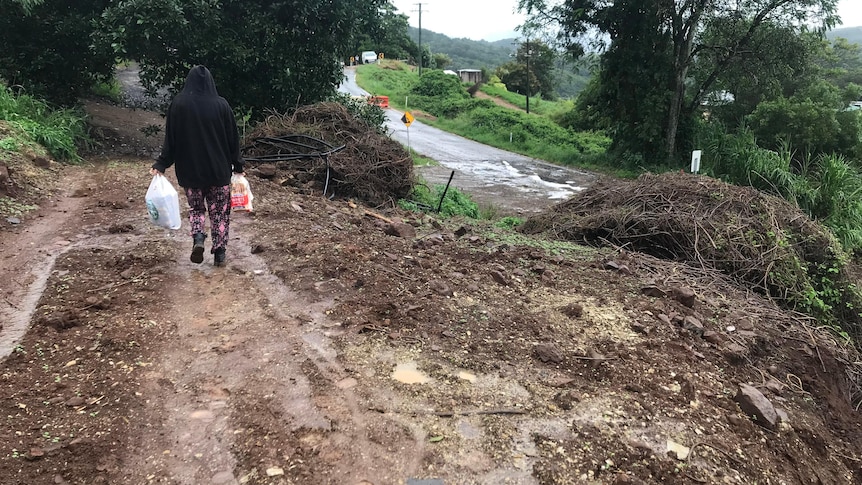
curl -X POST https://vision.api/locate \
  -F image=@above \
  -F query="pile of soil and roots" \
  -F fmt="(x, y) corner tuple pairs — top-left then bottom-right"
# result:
(241, 102), (413, 207)
(522, 172), (862, 335)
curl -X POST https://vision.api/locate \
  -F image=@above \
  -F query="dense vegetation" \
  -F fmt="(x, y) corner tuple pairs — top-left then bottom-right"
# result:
(405, 27), (591, 99)
(0, 87), (88, 162)
(0, 0), (419, 120)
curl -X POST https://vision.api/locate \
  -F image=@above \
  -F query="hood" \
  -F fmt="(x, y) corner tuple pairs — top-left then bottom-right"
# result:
(180, 65), (219, 96)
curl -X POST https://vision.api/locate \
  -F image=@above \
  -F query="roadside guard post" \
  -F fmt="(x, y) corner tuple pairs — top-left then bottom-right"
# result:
(691, 150), (702, 173)
(402, 111), (415, 151)
(369, 95), (389, 108)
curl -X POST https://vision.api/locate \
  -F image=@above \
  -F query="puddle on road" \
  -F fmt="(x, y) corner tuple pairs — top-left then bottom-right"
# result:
(392, 362), (431, 384)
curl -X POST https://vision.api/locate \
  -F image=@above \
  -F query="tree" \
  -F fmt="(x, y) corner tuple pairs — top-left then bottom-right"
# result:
(520, 0), (840, 163)
(432, 53), (452, 70)
(101, 0), (394, 119)
(0, 0), (115, 105)
(350, 3), (418, 61)
(746, 80), (862, 161)
(496, 40), (557, 100)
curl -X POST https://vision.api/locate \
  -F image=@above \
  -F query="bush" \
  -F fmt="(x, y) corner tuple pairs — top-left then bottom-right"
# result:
(697, 121), (862, 255)
(0, 87), (88, 161)
(466, 106), (610, 155)
(327, 92), (387, 134)
(399, 179), (479, 218)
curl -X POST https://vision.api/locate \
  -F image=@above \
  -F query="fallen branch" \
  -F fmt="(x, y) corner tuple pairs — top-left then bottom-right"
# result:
(368, 407), (526, 417)
(364, 210), (394, 224)
(87, 272), (147, 293)
(422, 408), (526, 418)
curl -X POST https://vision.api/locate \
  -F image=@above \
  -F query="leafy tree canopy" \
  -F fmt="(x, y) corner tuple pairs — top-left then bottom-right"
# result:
(0, 0), (115, 105)
(1, 0), (412, 117)
(495, 40), (557, 100)
(519, 0), (841, 164)
(101, 0), (400, 119)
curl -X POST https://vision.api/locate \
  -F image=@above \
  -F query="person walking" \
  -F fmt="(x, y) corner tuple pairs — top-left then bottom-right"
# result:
(151, 65), (244, 267)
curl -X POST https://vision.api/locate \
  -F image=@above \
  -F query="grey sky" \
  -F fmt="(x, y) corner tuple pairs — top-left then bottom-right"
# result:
(392, 0), (862, 42)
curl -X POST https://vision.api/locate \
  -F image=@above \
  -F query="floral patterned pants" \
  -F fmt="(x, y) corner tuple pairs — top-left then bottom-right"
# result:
(185, 186), (231, 252)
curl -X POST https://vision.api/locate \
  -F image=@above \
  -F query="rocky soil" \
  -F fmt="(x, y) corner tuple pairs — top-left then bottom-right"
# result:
(0, 100), (860, 485)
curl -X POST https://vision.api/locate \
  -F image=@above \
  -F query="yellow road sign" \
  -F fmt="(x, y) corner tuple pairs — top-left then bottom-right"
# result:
(401, 111), (414, 127)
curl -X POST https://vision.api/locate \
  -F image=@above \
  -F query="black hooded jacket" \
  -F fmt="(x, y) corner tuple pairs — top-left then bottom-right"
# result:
(153, 66), (244, 188)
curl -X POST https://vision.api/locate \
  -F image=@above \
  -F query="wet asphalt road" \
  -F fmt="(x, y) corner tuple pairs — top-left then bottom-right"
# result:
(341, 67), (596, 214)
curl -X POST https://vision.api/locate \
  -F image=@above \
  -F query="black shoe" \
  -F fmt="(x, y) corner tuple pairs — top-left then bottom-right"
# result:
(214, 248), (226, 267)
(190, 233), (206, 264)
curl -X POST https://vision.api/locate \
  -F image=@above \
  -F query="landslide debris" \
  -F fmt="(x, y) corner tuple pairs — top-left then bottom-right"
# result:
(241, 102), (413, 207)
(521, 171), (862, 337)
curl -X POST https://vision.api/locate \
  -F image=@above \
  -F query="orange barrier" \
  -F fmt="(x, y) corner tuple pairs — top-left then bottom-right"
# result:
(368, 95), (389, 109)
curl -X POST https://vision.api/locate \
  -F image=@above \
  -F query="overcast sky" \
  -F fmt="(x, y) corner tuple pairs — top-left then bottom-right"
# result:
(391, 0), (862, 42)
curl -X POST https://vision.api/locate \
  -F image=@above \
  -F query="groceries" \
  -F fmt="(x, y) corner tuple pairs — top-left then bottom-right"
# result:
(145, 173), (182, 229)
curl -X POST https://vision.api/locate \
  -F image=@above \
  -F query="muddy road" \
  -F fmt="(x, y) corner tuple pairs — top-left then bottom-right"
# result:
(341, 67), (596, 214)
(1, 92), (861, 485)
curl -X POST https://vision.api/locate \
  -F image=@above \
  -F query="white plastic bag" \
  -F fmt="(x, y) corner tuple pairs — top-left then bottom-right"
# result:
(230, 173), (254, 212)
(145, 174), (182, 229)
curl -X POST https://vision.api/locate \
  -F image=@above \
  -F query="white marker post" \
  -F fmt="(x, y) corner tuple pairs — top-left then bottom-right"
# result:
(691, 150), (702, 173)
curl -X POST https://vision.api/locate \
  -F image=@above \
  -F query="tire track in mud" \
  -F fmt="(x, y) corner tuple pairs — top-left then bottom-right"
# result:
(122, 218), (424, 484)
(0, 168), (91, 359)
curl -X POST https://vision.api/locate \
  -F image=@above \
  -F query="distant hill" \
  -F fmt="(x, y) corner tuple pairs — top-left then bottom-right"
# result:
(407, 26), (515, 71)
(827, 27), (862, 46)
(408, 26), (590, 99)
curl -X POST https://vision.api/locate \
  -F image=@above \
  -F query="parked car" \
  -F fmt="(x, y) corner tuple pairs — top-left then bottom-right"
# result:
(361, 51), (378, 64)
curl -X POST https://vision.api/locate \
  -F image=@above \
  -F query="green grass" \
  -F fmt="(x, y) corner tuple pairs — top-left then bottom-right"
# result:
(410, 150), (437, 167)
(355, 61), (416, 111)
(399, 177), (479, 218)
(479, 83), (574, 118)
(90, 78), (122, 102)
(356, 62), (612, 173)
(0, 87), (88, 161)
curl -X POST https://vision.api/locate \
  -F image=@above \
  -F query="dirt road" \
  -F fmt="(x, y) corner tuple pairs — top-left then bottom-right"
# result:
(1, 102), (861, 485)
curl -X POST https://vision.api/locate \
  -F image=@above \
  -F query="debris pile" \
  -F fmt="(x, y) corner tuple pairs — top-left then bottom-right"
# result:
(242, 102), (413, 207)
(522, 172), (855, 321)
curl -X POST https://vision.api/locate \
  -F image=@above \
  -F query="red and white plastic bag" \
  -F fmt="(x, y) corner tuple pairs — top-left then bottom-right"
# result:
(230, 173), (254, 212)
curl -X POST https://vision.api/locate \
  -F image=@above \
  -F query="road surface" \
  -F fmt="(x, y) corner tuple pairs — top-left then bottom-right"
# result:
(341, 67), (596, 214)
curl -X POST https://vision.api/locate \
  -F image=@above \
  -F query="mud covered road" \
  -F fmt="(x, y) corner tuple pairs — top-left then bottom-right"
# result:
(340, 67), (596, 214)
(0, 94), (861, 485)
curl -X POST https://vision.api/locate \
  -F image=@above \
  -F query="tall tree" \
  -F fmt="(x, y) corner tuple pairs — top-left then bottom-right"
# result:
(0, 0), (115, 105)
(350, 3), (418, 61)
(496, 40), (557, 100)
(520, 0), (840, 163)
(101, 0), (393, 118)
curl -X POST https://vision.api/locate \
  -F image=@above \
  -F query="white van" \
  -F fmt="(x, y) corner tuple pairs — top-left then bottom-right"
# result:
(361, 51), (378, 64)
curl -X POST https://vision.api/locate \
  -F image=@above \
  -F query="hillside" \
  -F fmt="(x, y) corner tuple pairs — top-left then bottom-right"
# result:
(407, 27), (591, 98)
(408, 26), (516, 71)
(828, 26), (862, 46)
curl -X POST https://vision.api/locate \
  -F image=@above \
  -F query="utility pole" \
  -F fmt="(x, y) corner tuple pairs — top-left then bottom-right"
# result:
(415, 3), (424, 76)
(525, 38), (531, 114)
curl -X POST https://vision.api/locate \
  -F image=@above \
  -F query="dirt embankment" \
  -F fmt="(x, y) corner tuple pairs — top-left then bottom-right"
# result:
(0, 101), (860, 485)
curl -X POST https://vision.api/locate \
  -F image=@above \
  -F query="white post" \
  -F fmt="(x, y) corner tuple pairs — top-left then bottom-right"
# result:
(691, 150), (702, 173)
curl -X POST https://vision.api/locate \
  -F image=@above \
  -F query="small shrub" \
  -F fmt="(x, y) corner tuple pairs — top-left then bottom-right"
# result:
(327, 92), (387, 134)
(399, 180), (479, 218)
(496, 216), (524, 229)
